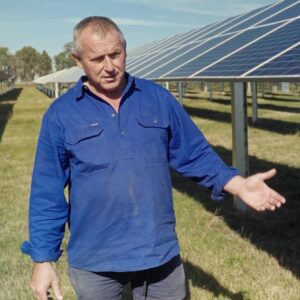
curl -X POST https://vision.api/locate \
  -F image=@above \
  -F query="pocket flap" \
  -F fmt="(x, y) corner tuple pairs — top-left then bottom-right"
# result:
(65, 124), (103, 145)
(137, 116), (169, 129)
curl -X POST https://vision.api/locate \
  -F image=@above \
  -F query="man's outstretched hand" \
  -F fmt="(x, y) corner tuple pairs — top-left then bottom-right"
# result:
(224, 169), (286, 211)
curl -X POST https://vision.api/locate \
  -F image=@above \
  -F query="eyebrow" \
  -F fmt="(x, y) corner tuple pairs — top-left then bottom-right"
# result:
(89, 47), (122, 60)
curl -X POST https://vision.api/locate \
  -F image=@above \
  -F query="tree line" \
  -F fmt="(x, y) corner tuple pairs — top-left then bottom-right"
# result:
(0, 42), (75, 82)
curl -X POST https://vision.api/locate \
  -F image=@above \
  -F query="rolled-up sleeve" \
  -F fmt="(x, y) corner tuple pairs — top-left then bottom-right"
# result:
(21, 106), (69, 262)
(166, 94), (239, 200)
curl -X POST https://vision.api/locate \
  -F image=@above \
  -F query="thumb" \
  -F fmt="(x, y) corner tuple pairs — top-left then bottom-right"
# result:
(258, 168), (276, 181)
(52, 280), (63, 300)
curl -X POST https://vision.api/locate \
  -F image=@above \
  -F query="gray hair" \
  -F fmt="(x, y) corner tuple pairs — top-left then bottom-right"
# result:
(73, 16), (126, 57)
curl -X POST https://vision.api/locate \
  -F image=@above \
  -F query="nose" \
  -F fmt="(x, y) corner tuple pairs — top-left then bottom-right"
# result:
(103, 57), (114, 73)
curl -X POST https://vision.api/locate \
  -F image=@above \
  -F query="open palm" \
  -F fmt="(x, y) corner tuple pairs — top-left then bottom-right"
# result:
(238, 169), (286, 211)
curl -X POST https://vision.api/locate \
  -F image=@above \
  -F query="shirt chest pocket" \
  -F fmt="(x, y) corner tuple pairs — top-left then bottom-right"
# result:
(65, 124), (111, 173)
(136, 116), (170, 162)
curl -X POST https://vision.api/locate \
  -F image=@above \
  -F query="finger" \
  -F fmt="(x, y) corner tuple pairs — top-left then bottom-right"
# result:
(264, 192), (286, 210)
(40, 291), (49, 300)
(272, 196), (284, 208)
(258, 168), (276, 181)
(34, 290), (48, 300)
(52, 281), (63, 300)
(269, 190), (286, 204)
(261, 203), (275, 211)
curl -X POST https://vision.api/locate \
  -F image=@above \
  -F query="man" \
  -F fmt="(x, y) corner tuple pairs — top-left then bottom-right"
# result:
(22, 16), (285, 300)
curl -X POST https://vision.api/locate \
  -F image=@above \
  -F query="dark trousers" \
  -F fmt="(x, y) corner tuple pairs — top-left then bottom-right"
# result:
(68, 255), (186, 300)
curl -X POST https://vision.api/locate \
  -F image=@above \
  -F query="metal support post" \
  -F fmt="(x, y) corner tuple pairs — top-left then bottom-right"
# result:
(247, 82), (251, 95)
(261, 82), (265, 98)
(281, 82), (290, 93)
(178, 81), (183, 105)
(204, 82), (208, 93)
(251, 82), (258, 123)
(55, 82), (59, 98)
(220, 81), (224, 94)
(209, 82), (213, 101)
(231, 82), (249, 211)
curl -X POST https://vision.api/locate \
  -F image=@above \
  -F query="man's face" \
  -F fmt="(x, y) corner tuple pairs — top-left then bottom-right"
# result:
(73, 28), (126, 96)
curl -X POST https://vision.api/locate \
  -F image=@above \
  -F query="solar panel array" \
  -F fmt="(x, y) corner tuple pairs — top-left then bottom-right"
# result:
(127, 0), (300, 80)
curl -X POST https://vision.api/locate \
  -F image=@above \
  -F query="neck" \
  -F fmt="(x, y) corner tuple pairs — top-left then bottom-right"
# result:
(87, 77), (126, 100)
(85, 77), (127, 112)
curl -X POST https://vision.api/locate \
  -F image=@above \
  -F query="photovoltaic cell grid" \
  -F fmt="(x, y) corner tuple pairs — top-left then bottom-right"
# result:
(198, 19), (300, 77)
(128, 2), (286, 72)
(134, 35), (230, 78)
(127, 0), (300, 80)
(161, 24), (279, 79)
(126, 14), (254, 70)
(200, 4), (272, 39)
(249, 44), (300, 76)
(127, 22), (229, 71)
(223, 0), (297, 33)
(259, 2), (300, 25)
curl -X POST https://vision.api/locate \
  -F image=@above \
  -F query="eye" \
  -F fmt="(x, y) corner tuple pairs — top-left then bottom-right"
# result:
(110, 51), (121, 59)
(91, 56), (104, 63)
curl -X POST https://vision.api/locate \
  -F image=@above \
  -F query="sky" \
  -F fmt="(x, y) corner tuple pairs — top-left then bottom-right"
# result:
(0, 0), (276, 58)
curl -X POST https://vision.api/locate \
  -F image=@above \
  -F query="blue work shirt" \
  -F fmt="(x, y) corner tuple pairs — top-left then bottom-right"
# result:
(21, 74), (239, 272)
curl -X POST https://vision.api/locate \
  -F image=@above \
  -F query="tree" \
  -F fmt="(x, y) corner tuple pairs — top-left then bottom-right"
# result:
(37, 50), (52, 76)
(54, 42), (76, 71)
(0, 47), (14, 73)
(15, 46), (40, 81)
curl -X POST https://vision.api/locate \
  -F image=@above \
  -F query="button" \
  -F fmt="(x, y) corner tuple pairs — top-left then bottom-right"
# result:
(120, 131), (125, 136)
(111, 113), (116, 118)
(154, 119), (158, 124)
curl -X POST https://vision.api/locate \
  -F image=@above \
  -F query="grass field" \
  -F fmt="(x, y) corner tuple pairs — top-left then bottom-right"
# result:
(0, 84), (299, 299)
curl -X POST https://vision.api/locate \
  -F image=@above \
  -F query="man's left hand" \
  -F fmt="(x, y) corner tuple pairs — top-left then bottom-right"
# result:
(224, 169), (286, 211)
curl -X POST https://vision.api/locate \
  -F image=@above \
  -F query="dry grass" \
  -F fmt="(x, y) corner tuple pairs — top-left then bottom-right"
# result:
(0, 84), (299, 299)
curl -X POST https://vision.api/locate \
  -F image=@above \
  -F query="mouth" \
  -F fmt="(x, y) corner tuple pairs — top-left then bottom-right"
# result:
(103, 75), (117, 83)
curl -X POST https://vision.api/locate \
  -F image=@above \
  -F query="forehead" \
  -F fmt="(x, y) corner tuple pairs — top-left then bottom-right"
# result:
(79, 28), (124, 55)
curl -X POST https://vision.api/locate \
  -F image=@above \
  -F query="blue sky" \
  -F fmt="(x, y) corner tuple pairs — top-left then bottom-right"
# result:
(0, 0), (275, 57)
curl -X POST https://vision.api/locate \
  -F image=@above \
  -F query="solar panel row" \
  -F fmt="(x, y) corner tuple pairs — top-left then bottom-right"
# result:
(199, 19), (300, 77)
(249, 42), (300, 76)
(160, 24), (279, 78)
(127, 0), (300, 80)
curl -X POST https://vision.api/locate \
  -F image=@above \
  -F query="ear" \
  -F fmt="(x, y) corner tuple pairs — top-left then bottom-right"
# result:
(71, 52), (83, 68)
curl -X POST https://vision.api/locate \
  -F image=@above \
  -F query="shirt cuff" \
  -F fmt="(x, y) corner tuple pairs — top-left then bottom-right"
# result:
(21, 241), (63, 262)
(211, 167), (240, 201)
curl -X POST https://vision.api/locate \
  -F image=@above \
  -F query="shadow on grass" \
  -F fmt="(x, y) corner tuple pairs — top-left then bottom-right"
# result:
(262, 93), (300, 103)
(122, 260), (247, 300)
(183, 260), (246, 300)
(184, 94), (216, 101)
(0, 88), (22, 142)
(184, 105), (300, 135)
(184, 92), (300, 103)
(172, 145), (300, 279)
(210, 98), (300, 114)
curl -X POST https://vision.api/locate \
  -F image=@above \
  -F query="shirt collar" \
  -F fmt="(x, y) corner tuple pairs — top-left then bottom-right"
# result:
(74, 72), (140, 101)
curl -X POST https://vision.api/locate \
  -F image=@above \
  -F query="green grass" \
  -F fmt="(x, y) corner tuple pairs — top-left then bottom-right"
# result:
(0, 84), (299, 299)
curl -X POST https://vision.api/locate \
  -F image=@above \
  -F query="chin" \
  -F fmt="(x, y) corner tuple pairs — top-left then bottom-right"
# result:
(101, 81), (121, 91)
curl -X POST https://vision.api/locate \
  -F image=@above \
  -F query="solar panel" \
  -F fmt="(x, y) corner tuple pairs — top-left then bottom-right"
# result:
(259, 2), (300, 25)
(193, 13), (246, 40)
(224, 0), (298, 33)
(126, 0), (300, 80)
(134, 35), (231, 78)
(127, 21), (235, 72)
(197, 18), (300, 77)
(126, 26), (217, 72)
(247, 42), (300, 76)
(200, 4), (273, 39)
(159, 24), (279, 79)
